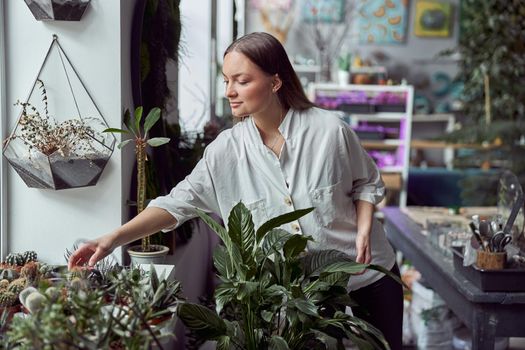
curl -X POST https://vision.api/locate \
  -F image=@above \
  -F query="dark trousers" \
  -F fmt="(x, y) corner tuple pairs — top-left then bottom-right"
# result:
(349, 264), (403, 350)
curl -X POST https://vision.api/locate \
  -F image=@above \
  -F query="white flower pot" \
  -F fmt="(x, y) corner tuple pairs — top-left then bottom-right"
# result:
(127, 244), (169, 265)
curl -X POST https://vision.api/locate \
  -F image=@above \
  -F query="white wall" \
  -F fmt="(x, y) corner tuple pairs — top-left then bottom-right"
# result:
(3, 0), (136, 264)
(178, 0), (211, 132)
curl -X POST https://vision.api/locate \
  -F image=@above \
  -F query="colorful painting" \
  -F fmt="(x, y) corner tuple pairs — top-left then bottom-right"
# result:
(414, 0), (453, 37)
(358, 0), (409, 44)
(301, 0), (345, 23)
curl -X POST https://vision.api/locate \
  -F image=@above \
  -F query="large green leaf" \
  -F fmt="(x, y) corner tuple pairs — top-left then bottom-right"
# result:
(215, 282), (237, 314)
(302, 249), (349, 277)
(366, 264), (406, 288)
(216, 335), (232, 350)
(195, 209), (232, 257)
(262, 229), (292, 255)
(213, 245), (232, 278)
(144, 107), (161, 134)
(237, 281), (260, 300)
(256, 208), (314, 243)
(227, 202), (256, 266)
(123, 108), (137, 136)
(117, 139), (133, 149)
(288, 299), (319, 318)
(283, 235), (312, 260)
(103, 128), (129, 134)
(177, 303), (227, 340)
(147, 137), (170, 147)
(134, 106), (143, 135)
(320, 261), (369, 276)
(269, 335), (290, 350)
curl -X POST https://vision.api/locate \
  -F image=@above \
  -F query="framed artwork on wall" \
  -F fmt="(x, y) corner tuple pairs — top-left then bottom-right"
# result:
(414, 0), (453, 37)
(358, 0), (409, 44)
(301, 0), (345, 23)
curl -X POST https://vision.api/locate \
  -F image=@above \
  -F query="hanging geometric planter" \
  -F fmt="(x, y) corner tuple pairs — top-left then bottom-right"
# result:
(24, 0), (91, 21)
(2, 35), (115, 190)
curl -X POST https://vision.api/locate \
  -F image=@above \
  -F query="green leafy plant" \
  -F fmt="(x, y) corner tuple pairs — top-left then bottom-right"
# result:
(177, 202), (403, 349)
(104, 107), (170, 252)
(5, 264), (183, 349)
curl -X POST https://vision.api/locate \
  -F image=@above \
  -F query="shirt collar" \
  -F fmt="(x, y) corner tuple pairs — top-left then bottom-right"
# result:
(278, 108), (294, 140)
(247, 108), (296, 146)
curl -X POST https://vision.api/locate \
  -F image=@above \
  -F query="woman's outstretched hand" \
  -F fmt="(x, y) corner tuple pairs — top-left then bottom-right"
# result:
(68, 234), (116, 269)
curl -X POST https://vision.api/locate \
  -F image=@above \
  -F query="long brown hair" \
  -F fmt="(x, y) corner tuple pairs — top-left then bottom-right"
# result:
(224, 32), (315, 111)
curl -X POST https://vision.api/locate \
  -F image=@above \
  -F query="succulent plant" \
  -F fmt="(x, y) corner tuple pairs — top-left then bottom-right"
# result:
(20, 262), (40, 286)
(5, 253), (20, 267)
(24, 291), (46, 314)
(0, 280), (9, 290)
(0, 291), (17, 308)
(8, 278), (27, 296)
(0, 269), (19, 281)
(22, 251), (38, 264)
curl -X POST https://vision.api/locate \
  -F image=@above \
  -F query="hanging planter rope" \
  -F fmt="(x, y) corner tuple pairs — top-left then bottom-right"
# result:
(3, 34), (115, 190)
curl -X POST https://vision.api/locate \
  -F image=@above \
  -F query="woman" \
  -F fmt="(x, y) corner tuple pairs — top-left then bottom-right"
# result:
(68, 32), (402, 349)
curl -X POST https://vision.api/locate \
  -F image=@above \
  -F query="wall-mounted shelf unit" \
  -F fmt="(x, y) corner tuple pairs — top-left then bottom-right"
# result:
(410, 113), (455, 169)
(308, 83), (414, 207)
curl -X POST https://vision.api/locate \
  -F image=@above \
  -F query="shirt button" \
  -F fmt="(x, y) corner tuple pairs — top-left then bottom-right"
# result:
(291, 223), (301, 233)
(284, 196), (292, 206)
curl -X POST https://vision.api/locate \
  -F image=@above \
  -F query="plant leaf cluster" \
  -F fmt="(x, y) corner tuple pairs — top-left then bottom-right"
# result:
(3, 264), (183, 349)
(104, 106), (169, 150)
(178, 202), (402, 349)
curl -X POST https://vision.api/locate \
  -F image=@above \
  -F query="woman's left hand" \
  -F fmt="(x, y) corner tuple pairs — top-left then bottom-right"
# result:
(355, 231), (371, 264)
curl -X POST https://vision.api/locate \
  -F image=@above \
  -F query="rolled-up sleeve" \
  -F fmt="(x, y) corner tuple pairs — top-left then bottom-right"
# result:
(341, 125), (385, 204)
(147, 149), (220, 231)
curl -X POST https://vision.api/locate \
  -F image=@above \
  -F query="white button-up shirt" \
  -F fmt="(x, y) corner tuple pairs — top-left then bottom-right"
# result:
(149, 107), (395, 290)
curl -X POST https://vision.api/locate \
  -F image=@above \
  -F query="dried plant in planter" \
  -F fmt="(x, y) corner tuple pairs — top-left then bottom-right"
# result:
(3, 79), (114, 190)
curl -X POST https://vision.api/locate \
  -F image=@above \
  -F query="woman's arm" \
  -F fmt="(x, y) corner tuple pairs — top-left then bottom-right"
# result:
(68, 207), (177, 268)
(354, 199), (374, 264)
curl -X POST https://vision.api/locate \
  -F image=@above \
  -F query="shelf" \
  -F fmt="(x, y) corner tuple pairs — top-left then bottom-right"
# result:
(362, 139), (403, 149)
(411, 140), (499, 150)
(351, 66), (387, 74)
(293, 64), (320, 73)
(350, 113), (407, 121)
(379, 166), (404, 172)
(309, 83), (411, 92)
(412, 114), (455, 122)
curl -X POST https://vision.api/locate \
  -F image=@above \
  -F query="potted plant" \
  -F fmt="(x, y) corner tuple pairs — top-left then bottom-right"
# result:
(5, 263), (183, 348)
(104, 107), (170, 264)
(177, 202), (403, 349)
(3, 79), (114, 190)
(337, 52), (351, 86)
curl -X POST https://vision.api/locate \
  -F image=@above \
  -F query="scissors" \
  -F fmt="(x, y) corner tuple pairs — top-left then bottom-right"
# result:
(489, 231), (512, 252)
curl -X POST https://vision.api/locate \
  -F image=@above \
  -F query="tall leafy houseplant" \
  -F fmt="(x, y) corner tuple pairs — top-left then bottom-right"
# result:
(104, 107), (169, 254)
(441, 0), (525, 204)
(177, 202), (402, 349)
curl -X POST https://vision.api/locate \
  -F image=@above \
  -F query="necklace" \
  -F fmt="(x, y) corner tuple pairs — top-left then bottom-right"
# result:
(267, 109), (285, 151)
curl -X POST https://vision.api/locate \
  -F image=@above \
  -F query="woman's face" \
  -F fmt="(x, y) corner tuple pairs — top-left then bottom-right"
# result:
(222, 51), (277, 117)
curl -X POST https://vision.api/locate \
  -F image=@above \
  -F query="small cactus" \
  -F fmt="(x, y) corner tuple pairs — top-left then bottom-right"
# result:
(24, 291), (46, 314)
(8, 278), (27, 296)
(20, 262), (39, 285)
(5, 253), (19, 266)
(0, 280), (9, 290)
(0, 291), (17, 307)
(0, 269), (18, 281)
(22, 251), (37, 264)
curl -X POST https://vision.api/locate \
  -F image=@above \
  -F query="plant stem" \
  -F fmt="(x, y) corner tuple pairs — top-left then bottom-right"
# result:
(136, 140), (150, 252)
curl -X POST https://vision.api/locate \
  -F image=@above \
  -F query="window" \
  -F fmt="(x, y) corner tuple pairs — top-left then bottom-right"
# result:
(0, 1), (7, 260)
